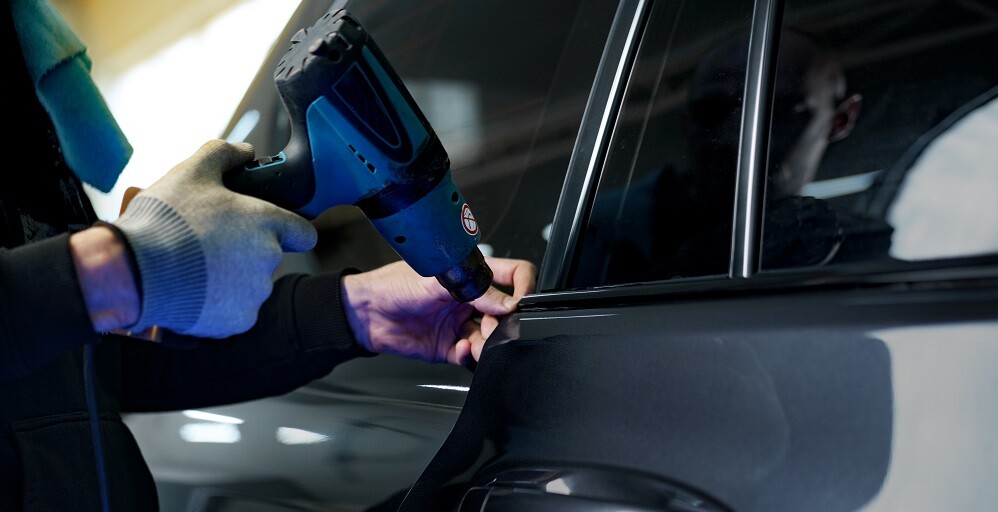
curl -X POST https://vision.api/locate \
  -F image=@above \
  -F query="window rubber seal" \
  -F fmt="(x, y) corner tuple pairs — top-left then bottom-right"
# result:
(537, 0), (653, 292)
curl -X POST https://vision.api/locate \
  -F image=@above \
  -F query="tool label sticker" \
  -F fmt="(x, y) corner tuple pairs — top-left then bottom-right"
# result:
(461, 203), (479, 235)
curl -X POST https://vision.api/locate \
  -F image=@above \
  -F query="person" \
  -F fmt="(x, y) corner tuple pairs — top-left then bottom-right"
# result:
(0, 1), (536, 510)
(579, 28), (891, 285)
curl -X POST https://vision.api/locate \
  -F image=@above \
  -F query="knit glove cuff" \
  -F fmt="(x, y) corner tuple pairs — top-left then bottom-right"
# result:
(113, 195), (206, 333)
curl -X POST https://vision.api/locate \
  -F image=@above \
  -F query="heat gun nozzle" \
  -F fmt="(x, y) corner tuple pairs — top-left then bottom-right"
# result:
(435, 248), (494, 302)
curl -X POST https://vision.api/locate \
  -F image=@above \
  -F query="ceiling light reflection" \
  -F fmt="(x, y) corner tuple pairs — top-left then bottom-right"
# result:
(545, 478), (571, 495)
(182, 410), (244, 424)
(418, 384), (471, 392)
(179, 423), (241, 444)
(276, 427), (331, 445)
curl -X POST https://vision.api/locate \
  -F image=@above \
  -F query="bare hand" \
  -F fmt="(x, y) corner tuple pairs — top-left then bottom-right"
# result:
(340, 257), (537, 365)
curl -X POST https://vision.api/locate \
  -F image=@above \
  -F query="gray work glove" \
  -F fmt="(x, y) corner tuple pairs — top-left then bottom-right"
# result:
(113, 139), (317, 338)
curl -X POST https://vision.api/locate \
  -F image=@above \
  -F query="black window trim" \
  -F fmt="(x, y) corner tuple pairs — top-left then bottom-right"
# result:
(539, 0), (776, 291)
(537, 0), (653, 292)
(521, 256), (998, 310)
(731, 0), (781, 279)
(528, 0), (998, 309)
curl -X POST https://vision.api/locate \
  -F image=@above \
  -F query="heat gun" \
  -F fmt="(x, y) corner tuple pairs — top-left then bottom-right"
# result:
(223, 9), (493, 302)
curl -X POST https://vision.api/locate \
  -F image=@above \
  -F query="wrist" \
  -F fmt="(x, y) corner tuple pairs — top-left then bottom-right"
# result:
(340, 273), (374, 353)
(70, 226), (140, 332)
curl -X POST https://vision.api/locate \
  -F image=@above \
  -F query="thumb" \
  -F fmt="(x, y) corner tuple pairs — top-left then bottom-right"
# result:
(470, 286), (519, 316)
(267, 207), (318, 252)
(192, 140), (256, 181)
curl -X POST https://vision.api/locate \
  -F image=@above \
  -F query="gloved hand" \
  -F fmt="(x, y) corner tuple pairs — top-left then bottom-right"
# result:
(114, 139), (317, 338)
(341, 257), (537, 364)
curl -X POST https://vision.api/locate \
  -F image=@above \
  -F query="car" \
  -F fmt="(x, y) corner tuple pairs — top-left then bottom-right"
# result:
(123, 0), (998, 510)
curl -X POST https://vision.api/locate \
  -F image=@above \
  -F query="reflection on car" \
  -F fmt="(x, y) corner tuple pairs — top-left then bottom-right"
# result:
(124, 0), (998, 511)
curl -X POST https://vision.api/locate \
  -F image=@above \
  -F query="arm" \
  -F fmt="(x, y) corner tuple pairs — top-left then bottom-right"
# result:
(119, 271), (369, 412)
(69, 225), (140, 332)
(1, 218), (296, 384)
(0, 233), (103, 381)
(4, 139), (314, 382)
(119, 257), (537, 411)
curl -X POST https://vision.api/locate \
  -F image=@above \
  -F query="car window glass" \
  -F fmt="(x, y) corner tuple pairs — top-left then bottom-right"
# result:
(336, 0), (618, 270)
(760, 0), (998, 271)
(570, 0), (755, 288)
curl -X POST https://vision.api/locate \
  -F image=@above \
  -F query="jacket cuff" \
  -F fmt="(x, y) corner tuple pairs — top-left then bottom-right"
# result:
(293, 268), (377, 359)
(0, 234), (99, 379)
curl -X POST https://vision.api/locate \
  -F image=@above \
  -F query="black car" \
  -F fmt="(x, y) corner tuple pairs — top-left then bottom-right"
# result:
(124, 0), (998, 510)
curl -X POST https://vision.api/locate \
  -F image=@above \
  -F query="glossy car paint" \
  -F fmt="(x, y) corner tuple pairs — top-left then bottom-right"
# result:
(123, 0), (998, 510)
(401, 273), (998, 511)
(125, 355), (472, 510)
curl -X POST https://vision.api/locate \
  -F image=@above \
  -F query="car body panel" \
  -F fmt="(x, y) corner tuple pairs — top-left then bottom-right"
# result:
(126, 355), (471, 510)
(401, 275), (998, 511)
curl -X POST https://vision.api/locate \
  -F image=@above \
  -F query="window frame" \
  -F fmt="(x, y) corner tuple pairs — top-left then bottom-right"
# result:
(538, 0), (653, 292)
(530, 0), (998, 308)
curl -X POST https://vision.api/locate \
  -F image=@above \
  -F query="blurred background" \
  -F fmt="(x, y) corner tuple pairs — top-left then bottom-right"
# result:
(50, 0), (302, 221)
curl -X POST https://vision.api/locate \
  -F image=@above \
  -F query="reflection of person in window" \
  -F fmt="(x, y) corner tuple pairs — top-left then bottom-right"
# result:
(755, 29), (892, 270)
(590, 29), (893, 285)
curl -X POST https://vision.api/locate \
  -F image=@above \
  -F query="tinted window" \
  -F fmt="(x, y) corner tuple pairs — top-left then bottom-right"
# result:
(760, 0), (998, 271)
(286, 0), (618, 272)
(570, 0), (755, 288)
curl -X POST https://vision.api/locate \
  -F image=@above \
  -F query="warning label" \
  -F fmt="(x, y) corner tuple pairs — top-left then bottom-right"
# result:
(461, 203), (479, 235)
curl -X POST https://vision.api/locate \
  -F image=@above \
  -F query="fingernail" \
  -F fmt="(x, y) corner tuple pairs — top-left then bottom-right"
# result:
(503, 296), (520, 310)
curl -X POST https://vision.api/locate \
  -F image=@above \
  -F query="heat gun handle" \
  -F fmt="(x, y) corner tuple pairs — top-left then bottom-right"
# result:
(222, 140), (318, 218)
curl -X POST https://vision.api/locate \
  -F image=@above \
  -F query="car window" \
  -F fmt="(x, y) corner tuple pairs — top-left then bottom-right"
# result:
(759, 0), (998, 271)
(569, 0), (755, 288)
(314, 0), (619, 271)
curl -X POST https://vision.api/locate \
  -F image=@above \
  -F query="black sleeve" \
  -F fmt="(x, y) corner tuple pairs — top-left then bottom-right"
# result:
(0, 234), (99, 382)
(118, 269), (374, 412)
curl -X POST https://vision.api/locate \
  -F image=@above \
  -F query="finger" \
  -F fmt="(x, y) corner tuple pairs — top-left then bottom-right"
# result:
(458, 318), (488, 363)
(459, 317), (482, 340)
(192, 139), (256, 180)
(265, 208), (318, 252)
(485, 257), (538, 298)
(480, 314), (500, 339)
(447, 339), (473, 366)
(444, 318), (482, 365)
(471, 333), (486, 362)
(470, 315), (501, 362)
(470, 285), (517, 316)
(469, 258), (537, 314)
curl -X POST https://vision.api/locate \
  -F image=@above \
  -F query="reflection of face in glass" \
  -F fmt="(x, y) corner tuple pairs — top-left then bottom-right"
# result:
(770, 32), (856, 197)
(685, 30), (861, 199)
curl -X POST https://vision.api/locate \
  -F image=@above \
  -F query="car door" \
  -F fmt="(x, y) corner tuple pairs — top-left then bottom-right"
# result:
(398, 0), (998, 511)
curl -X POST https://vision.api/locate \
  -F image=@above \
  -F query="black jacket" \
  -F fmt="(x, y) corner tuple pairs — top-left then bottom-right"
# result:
(1, 2), (368, 509)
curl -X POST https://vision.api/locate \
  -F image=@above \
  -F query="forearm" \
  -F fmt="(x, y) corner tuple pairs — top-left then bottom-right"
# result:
(1, 234), (101, 381)
(119, 271), (371, 411)
(69, 226), (140, 332)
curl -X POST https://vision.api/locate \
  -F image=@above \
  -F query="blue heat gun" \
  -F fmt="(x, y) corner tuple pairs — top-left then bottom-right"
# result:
(223, 9), (492, 302)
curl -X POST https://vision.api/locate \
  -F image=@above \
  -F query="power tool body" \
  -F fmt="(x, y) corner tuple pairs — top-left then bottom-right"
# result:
(224, 9), (492, 302)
